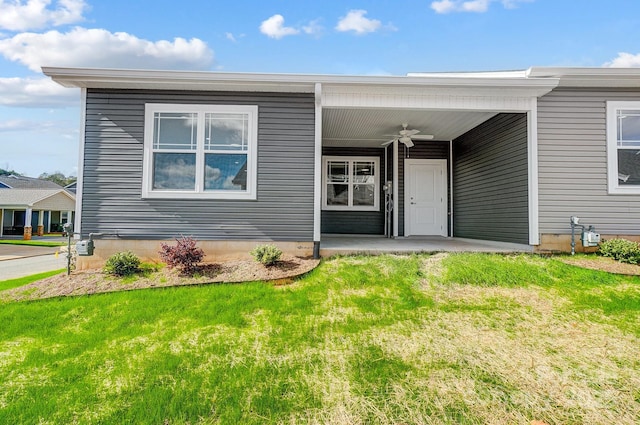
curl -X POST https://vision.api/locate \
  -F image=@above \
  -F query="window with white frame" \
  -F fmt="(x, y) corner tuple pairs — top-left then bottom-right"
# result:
(607, 101), (640, 194)
(322, 156), (379, 211)
(143, 104), (258, 199)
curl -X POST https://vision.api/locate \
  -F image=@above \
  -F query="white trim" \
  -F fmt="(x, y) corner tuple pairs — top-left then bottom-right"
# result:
(142, 103), (258, 200)
(449, 139), (454, 238)
(527, 99), (540, 245)
(321, 156), (380, 211)
(393, 140), (399, 237)
(0, 209), (3, 238)
(404, 159), (447, 237)
(313, 83), (322, 242)
(606, 101), (640, 195)
(75, 87), (87, 238)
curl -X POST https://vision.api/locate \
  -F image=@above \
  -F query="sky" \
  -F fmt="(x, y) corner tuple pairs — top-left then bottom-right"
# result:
(1, 0), (640, 178)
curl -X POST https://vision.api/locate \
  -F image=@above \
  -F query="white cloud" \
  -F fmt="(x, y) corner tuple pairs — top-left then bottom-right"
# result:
(0, 0), (87, 31)
(335, 10), (381, 35)
(0, 27), (214, 72)
(0, 76), (77, 107)
(225, 32), (236, 42)
(431, 0), (532, 13)
(604, 52), (640, 68)
(302, 19), (323, 37)
(0, 117), (68, 132)
(259, 14), (299, 39)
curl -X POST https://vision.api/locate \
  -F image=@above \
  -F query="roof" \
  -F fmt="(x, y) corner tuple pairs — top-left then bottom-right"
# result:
(0, 189), (76, 210)
(0, 175), (63, 189)
(42, 66), (559, 95)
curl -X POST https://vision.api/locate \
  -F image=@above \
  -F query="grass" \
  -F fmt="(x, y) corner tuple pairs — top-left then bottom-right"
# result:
(0, 253), (638, 424)
(0, 269), (65, 291)
(0, 239), (66, 247)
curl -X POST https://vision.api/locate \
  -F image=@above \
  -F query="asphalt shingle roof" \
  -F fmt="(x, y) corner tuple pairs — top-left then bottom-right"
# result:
(0, 175), (63, 189)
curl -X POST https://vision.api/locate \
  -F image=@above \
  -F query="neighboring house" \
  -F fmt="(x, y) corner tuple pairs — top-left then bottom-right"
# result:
(0, 175), (75, 238)
(64, 181), (77, 194)
(44, 66), (640, 267)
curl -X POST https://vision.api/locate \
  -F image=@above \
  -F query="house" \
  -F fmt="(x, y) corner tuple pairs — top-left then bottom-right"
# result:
(43, 66), (640, 268)
(0, 175), (76, 239)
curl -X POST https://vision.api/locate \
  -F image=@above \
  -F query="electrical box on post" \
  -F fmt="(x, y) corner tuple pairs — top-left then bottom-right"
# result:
(76, 240), (94, 256)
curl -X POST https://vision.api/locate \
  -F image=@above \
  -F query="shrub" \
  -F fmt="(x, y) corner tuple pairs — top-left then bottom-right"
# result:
(251, 244), (282, 266)
(104, 251), (141, 276)
(598, 238), (640, 264)
(159, 236), (205, 274)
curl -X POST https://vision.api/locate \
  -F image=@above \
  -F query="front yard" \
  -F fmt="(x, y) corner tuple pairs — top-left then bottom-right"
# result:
(1, 253), (638, 424)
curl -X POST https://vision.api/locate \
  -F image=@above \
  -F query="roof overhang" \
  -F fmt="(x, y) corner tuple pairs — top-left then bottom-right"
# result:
(527, 67), (640, 88)
(42, 66), (559, 98)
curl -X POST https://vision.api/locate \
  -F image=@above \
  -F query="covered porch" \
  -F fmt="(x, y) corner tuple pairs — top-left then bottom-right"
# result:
(315, 72), (559, 251)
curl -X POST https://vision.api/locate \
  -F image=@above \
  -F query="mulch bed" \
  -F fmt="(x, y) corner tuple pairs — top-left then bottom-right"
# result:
(558, 256), (640, 276)
(1, 255), (320, 302)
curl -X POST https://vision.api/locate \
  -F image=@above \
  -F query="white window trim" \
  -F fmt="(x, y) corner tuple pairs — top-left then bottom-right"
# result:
(607, 101), (640, 195)
(142, 103), (258, 200)
(322, 155), (379, 211)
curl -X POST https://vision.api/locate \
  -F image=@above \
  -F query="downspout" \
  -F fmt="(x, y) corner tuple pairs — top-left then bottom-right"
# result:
(74, 87), (87, 239)
(527, 97), (540, 245)
(313, 83), (322, 258)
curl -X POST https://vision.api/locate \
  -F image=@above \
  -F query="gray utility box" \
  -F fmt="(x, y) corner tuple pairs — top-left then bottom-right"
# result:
(76, 240), (95, 256)
(581, 230), (601, 247)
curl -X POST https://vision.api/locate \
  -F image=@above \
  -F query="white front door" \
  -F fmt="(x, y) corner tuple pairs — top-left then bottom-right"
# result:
(405, 159), (447, 236)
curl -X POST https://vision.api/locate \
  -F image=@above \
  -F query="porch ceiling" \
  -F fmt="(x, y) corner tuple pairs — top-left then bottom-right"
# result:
(322, 108), (498, 147)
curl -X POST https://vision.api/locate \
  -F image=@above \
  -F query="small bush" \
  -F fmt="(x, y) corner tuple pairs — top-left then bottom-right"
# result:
(251, 244), (282, 266)
(104, 251), (141, 276)
(598, 238), (640, 264)
(159, 236), (205, 274)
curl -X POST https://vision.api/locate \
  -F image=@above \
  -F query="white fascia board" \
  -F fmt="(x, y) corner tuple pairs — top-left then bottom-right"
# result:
(42, 66), (559, 95)
(527, 67), (640, 87)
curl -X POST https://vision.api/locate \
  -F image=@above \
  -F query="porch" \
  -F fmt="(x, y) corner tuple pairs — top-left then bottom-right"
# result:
(319, 235), (533, 257)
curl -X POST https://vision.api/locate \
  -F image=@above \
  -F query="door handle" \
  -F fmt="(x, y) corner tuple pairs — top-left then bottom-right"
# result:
(410, 202), (416, 205)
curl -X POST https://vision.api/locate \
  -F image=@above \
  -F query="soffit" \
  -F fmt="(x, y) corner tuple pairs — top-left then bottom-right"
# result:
(322, 108), (498, 147)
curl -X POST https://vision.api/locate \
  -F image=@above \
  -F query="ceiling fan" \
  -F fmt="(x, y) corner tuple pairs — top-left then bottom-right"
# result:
(382, 123), (434, 148)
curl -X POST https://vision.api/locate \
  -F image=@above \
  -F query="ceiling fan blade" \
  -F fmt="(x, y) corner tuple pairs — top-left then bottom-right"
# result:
(412, 134), (435, 140)
(381, 138), (397, 146)
(405, 129), (420, 136)
(403, 139), (415, 148)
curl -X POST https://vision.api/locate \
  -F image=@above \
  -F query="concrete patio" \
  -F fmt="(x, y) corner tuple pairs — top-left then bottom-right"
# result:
(319, 235), (533, 257)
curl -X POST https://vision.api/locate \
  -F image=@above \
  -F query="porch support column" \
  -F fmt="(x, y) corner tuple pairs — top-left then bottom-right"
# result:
(313, 82), (322, 258)
(393, 140), (399, 238)
(0, 209), (3, 238)
(47, 210), (52, 233)
(24, 207), (33, 240)
(37, 210), (45, 236)
(527, 98), (540, 245)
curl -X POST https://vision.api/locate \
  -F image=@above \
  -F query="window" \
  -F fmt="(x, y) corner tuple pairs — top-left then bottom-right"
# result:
(607, 101), (640, 194)
(143, 104), (258, 199)
(322, 156), (379, 211)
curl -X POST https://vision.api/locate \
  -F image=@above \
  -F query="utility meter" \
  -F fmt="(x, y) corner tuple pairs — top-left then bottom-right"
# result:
(581, 230), (600, 247)
(76, 239), (95, 256)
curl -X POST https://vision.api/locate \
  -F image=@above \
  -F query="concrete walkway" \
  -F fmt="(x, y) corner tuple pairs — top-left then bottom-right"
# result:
(320, 235), (533, 257)
(0, 244), (67, 280)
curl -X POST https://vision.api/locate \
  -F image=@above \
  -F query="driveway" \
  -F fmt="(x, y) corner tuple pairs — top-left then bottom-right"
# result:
(0, 244), (67, 280)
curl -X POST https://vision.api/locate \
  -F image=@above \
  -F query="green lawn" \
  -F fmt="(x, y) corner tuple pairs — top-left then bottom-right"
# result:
(0, 239), (66, 247)
(1, 253), (638, 424)
(0, 269), (65, 291)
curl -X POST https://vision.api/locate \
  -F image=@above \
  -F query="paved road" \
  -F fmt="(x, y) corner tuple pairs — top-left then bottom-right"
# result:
(0, 244), (67, 280)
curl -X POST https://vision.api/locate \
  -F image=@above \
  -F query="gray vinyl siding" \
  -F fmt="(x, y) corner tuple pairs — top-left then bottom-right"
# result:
(538, 88), (640, 235)
(453, 113), (529, 244)
(321, 147), (385, 234)
(81, 89), (315, 240)
(398, 141), (450, 236)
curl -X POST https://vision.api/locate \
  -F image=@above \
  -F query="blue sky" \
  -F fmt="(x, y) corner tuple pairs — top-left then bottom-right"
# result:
(1, 0), (640, 177)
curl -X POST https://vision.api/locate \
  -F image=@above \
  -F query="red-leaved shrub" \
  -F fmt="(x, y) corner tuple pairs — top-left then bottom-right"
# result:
(159, 236), (205, 275)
